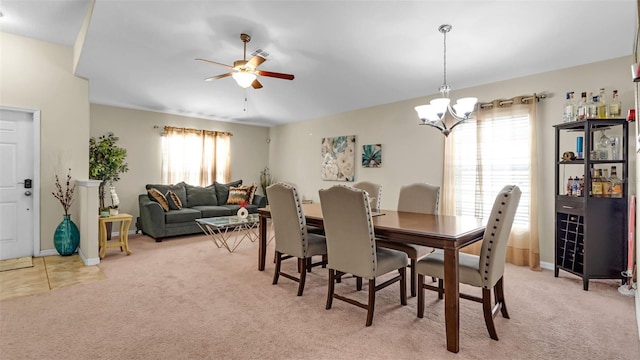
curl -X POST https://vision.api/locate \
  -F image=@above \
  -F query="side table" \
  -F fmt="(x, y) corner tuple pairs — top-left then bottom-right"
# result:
(99, 213), (133, 259)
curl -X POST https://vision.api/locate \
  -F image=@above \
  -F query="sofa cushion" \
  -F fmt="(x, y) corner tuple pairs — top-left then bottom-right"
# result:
(191, 206), (234, 218)
(148, 188), (169, 211)
(185, 184), (218, 207)
(227, 185), (251, 205)
(214, 180), (243, 205)
(146, 183), (187, 206)
(166, 190), (183, 210)
(164, 208), (202, 224)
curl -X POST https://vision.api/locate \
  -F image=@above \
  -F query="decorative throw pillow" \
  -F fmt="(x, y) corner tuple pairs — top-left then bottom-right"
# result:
(227, 186), (250, 205)
(246, 184), (257, 205)
(148, 188), (169, 211)
(214, 180), (243, 205)
(166, 190), (183, 210)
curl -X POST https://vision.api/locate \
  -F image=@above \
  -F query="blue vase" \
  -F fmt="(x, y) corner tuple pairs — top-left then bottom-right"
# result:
(54, 214), (80, 256)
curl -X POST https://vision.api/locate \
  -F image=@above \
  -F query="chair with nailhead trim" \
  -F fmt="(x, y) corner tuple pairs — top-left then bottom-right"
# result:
(267, 183), (327, 296)
(319, 185), (408, 327)
(415, 185), (521, 340)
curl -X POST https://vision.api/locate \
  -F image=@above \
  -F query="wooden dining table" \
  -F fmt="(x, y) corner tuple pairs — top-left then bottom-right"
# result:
(257, 203), (486, 353)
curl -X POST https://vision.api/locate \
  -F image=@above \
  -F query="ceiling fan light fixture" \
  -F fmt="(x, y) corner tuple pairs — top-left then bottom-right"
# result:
(416, 24), (478, 136)
(232, 71), (257, 88)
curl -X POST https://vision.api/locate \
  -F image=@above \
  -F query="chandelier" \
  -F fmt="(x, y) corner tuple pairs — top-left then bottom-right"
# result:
(415, 24), (478, 136)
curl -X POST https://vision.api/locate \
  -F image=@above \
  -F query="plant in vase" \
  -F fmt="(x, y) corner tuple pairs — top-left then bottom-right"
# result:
(51, 168), (80, 256)
(89, 132), (129, 213)
(259, 166), (276, 204)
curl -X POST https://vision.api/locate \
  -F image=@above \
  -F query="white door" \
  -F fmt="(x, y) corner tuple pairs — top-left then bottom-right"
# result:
(0, 109), (35, 260)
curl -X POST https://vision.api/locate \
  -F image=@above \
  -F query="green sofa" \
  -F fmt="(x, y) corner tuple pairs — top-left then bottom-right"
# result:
(138, 180), (266, 242)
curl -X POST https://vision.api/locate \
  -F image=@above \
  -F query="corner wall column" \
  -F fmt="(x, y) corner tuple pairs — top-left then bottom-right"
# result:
(76, 179), (101, 265)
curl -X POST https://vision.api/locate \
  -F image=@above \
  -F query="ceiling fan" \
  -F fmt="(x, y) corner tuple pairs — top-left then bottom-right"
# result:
(196, 33), (295, 89)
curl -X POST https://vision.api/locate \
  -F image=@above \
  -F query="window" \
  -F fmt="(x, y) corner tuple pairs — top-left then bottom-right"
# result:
(161, 126), (231, 186)
(451, 115), (530, 226)
(442, 95), (540, 269)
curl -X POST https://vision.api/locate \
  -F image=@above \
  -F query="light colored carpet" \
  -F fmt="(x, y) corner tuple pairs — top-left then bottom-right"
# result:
(0, 256), (33, 272)
(0, 233), (638, 360)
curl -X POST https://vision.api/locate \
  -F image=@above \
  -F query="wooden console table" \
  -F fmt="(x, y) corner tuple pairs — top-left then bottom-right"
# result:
(98, 213), (133, 259)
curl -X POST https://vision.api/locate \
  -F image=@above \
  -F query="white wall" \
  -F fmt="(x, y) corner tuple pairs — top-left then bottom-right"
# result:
(89, 104), (270, 220)
(269, 55), (637, 265)
(0, 32), (90, 252)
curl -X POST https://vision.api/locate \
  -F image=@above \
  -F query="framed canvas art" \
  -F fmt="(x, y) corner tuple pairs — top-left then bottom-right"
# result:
(321, 135), (355, 181)
(362, 144), (382, 167)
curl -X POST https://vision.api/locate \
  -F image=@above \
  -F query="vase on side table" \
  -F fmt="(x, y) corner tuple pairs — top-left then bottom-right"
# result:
(54, 214), (80, 256)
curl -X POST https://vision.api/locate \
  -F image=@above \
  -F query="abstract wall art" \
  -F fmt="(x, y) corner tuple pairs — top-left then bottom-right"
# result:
(362, 144), (382, 167)
(321, 135), (356, 181)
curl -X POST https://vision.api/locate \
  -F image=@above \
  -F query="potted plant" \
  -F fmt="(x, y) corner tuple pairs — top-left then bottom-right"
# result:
(89, 132), (128, 218)
(259, 166), (276, 204)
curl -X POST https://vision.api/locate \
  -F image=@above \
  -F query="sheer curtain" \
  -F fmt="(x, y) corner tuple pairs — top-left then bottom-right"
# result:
(442, 95), (540, 270)
(161, 126), (231, 186)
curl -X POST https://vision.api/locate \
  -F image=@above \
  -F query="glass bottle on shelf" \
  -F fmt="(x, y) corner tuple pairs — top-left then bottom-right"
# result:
(566, 177), (574, 196)
(597, 130), (610, 160)
(577, 92), (588, 120)
(609, 90), (621, 118)
(609, 166), (623, 198)
(588, 95), (598, 118)
(579, 175), (585, 197)
(610, 136), (620, 160)
(601, 168), (611, 198)
(597, 88), (608, 118)
(563, 92), (576, 122)
(591, 169), (603, 197)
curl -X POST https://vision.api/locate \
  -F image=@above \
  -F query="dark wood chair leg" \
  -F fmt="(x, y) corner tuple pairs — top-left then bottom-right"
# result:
(482, 288), (499, 340)
(410, 258), (417, 297)
(272, 251), (281, 285)
(495, 277), (509, 318)
(417, 274), (425, 318)
(356, 276), (363, 291)
(297, 258), (307, 296)
(326, 269), (335, 310)
(322, 254), (327, 268)
(366, 279), (376, 326)
(399, 267), (407, 305)
(307, 257), (312, 273)
(437, 278), (444, 299)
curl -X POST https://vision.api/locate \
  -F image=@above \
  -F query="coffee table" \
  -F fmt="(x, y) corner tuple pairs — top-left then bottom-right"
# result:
(196, 214), (259, 253)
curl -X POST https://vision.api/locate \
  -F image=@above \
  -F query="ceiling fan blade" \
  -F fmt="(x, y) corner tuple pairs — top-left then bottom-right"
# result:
(257, 70), (295, 80)
(204, 73), (232, 81)
(251, 79), (263, 89)
(246, 55), (266, 70)
(195, 58), (233, 68)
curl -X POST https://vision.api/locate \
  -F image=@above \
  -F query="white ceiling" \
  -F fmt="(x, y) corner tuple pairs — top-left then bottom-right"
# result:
(1, 0), (637, 127)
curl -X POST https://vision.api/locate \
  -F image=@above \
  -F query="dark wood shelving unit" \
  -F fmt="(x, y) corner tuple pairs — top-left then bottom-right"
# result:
(553, 119), (628, 290)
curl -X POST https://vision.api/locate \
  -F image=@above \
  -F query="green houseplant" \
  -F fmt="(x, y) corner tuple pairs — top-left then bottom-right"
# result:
(260, 166), (276, 204)
(89, 132), (129, 212)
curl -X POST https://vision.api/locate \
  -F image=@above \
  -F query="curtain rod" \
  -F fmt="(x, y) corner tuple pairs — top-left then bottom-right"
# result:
(479, 93), (547, 109)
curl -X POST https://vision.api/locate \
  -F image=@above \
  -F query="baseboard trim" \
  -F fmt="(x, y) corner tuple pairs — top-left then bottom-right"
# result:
(79, 251), (100, 266)
(540, 261), (554, 271)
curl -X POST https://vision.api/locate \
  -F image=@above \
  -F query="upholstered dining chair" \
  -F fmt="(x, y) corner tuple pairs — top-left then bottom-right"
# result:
(319, 185), (408, 327)
(353, 181), (382, 211)
(376, 182), (440, 297)
(266, 183), (327, 296)
(416, 185), (521, 341)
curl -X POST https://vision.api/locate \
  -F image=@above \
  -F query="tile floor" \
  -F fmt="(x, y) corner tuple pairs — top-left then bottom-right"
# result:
(0, 255), (105, 301)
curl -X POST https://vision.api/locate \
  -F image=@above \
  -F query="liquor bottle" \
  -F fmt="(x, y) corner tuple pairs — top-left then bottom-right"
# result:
(578, 175), (585, 197)
(601, 168), (611, 197)
(609, 166), (623, 198)
(566, 177), (573, 196)
(609, 90), (621, 118)
(597, 88), (608, 118)
(588, 94), (598, 118)
(577, 92), (588, 120)
(571, 176), (579, 197)
(591, 169), (603, 197)
(563, 92), (576, 122)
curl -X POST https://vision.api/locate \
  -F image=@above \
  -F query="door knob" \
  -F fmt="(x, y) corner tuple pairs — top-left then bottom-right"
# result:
(24, 191), (32, 196)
